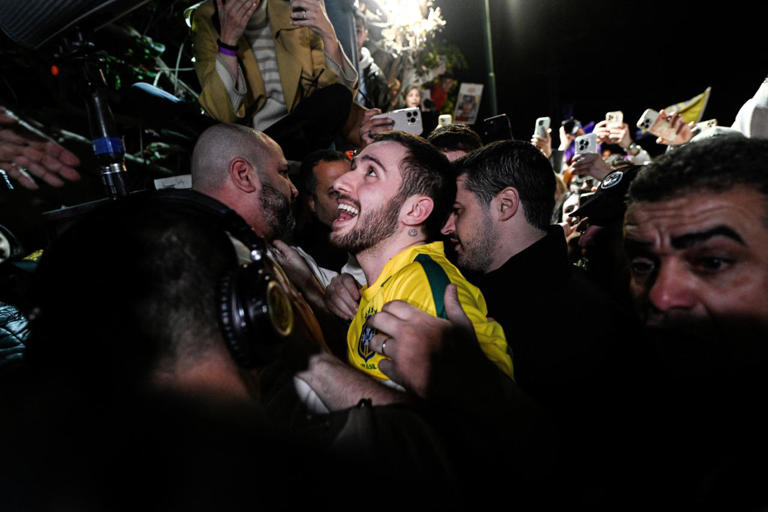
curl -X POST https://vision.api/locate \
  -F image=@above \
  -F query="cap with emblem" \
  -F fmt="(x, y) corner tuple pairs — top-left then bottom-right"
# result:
(571, 165), (643, 226)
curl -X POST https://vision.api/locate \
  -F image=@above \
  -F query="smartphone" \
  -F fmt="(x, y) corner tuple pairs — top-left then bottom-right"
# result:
(478, 113), (514, 144)
(574, 132), (598, 155)
(605, 111), (623, 126)
(371, 107), (423, 135)
(534, 116), (551, 138)
(636, 108), (677, 140)
(438, 114), (452, 128)
(696, 119), (718, 131)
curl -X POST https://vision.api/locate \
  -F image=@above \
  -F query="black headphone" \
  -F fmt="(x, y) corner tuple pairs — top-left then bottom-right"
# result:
(152, 189), (295, 368)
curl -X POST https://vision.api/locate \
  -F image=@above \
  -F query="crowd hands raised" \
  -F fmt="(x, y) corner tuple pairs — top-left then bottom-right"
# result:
(3, 3), (768, 509)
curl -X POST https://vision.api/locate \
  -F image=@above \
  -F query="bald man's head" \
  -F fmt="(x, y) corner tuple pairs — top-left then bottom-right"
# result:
(191, 124), (272, 194)
(190, 123), (298, 240)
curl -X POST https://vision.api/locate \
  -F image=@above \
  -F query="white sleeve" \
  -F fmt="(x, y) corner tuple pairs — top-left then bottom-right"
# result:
(324, 42), (359, 92)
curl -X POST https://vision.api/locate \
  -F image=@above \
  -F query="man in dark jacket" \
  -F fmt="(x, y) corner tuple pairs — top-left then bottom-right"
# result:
(441, 139), (645, 507)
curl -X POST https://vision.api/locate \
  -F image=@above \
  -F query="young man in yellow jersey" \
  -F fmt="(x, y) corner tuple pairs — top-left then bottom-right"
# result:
(328, 131), (513, 385)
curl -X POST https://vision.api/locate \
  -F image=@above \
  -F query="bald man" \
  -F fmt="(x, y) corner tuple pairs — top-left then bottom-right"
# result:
(191, 123), (298, 241)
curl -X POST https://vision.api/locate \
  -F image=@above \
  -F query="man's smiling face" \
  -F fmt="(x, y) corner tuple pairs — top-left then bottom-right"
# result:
(330, 141), (408, 254)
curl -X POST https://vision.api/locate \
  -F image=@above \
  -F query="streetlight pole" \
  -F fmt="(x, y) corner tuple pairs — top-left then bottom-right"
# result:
(481, 0), (498, 116)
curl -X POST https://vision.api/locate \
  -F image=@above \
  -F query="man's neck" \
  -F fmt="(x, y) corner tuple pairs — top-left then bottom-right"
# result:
(356, 232), (427, 286)
(486, 225), (548, 273)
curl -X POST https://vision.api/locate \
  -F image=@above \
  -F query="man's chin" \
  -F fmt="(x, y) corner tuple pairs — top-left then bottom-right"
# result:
(644, 319), (768, 378)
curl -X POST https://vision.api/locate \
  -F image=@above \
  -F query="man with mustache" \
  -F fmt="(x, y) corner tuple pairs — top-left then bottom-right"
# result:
(620, 133), (768, 510)
(327, 131), (514, 385)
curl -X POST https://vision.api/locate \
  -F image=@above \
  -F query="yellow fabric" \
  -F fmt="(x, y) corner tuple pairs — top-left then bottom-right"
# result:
(664, 86), (711, 124)
(190, 0), (341, 123)
(347, 242), (514, 382)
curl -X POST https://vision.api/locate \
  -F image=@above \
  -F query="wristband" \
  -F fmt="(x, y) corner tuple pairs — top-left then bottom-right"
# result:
(217, 38), (238, 51)
(218, 46), (237, 57)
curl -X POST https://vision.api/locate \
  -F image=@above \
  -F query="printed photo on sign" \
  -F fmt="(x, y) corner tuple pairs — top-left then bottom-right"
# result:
(453, 83), (483, 125)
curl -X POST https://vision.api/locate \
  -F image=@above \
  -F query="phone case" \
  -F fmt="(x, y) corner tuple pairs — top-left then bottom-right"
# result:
(696, 119), (718, 130)
(479, 114), (514, 144)
(606, 111), (623, 126)
(574, 132), (598, 155)
(534, 116), (551, 138)
(371, 107), (423, 135)
(636, 109), (659, 132)
(637, 109), (677, 139)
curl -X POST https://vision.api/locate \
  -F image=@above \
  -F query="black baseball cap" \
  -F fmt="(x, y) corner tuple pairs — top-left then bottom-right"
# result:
(571, 165), (643, 226)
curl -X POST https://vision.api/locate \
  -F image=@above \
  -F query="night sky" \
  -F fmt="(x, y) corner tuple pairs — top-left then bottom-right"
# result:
(435, 0), (767, 148)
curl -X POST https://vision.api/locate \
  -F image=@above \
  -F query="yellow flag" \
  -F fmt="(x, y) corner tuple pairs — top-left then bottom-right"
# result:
(664, 87), (712, 124)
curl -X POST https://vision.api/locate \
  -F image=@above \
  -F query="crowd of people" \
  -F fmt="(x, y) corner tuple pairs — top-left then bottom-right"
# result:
(2, 2), (768, 511)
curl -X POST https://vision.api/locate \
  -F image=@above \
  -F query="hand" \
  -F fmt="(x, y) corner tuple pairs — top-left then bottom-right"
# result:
(560, 214), (588, 245)
(569, 153), (611, 181)
(359, 108), (394, 148)
(558, 125), (577, 151)
(323, 272), (361, 321)
(289, 0), (335, 41)
(610, 122), (633, 149)
(530, 129), (552, 158)
(593, 120), (612, 145)
(365, 284), (478, 398)
(271, 240), (318, 295)
(655, 109), (695, 146)
(0, 108), (81, 190)
(216, 0), (260, 47)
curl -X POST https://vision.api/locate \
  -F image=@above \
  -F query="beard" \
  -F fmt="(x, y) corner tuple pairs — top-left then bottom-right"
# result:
(261, 182), (295, 241)
(331, 193), (404, 254)
(455, 214), (496, 273)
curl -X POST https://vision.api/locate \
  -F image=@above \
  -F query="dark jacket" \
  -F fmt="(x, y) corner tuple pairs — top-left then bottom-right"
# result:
(469, 226), (647, 507)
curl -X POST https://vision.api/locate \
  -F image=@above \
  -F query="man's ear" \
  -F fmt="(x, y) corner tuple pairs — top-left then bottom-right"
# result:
(228, 157), (259, 193)
(400, 195), (434, 227)
(307, 195), (317, 214)
(495, 186), (520, 221)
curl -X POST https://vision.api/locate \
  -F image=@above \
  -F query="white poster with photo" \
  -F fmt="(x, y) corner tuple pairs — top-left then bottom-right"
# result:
(453, 83), (484, 124)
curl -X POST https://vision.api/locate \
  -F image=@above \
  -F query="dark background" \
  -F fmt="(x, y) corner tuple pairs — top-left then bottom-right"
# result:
(435, 0), (766, 147)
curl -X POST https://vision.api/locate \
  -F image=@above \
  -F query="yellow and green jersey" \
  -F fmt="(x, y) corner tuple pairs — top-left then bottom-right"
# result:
(347, 242), (514, 382)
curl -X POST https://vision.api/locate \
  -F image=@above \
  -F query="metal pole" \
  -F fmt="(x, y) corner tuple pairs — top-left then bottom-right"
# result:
(481, 0), (498, 117)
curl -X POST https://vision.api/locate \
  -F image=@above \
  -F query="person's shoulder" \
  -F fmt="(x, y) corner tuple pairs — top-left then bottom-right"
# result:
(189, 0), (214, 21)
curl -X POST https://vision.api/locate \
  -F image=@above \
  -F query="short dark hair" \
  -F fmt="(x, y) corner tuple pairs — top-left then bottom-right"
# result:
(27, 194), (238, 388)
(298, 148), (349, 198)
(427, 124), (483, 153)
(453, 139), (556, 230)
(371, 131), (456, 240)
(627, 134), (768, 209)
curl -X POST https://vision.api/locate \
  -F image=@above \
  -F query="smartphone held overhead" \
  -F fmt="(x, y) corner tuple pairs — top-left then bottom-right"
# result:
(534, 116), (550, 138)
(636, 108), (678, 140)
(574, 132), (598, 155)
(605, 111), (623, 126)
(371, 107), (423, 135)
